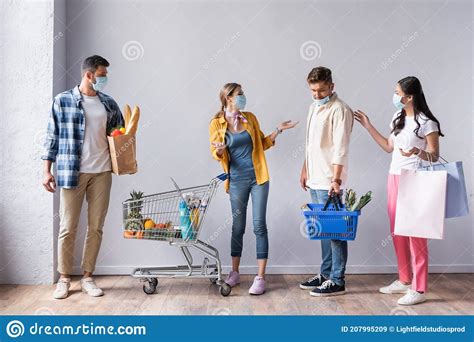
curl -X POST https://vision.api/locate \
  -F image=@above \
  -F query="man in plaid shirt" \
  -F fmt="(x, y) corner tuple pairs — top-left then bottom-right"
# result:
(42, 55), (124, 299)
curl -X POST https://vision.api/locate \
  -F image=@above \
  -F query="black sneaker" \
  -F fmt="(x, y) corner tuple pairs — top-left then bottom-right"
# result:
(310, 280), (346, 297)
(299, 274), (327, 290)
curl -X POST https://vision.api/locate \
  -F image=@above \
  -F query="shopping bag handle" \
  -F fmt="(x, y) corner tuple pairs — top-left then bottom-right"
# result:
(415, 151), (434, 170)
(322, 192), (342, 211)
(416, 153), (449, 170)
(438, 155), (449, 164)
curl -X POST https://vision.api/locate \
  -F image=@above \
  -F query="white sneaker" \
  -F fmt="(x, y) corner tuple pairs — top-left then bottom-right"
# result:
(81, 277), (104, 297)
(379, 280), (411, 294)
(53, 278), (71, 299)
(397, 289), (426, 305)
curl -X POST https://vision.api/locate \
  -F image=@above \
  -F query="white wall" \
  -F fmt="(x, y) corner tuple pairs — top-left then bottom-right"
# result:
(1, 0), (472, 284)
(0, 0), (56, 284)
(52, 0), (67, 283)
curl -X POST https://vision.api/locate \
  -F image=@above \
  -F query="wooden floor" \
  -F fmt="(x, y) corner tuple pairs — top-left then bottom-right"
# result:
(1, 274), (472, 315)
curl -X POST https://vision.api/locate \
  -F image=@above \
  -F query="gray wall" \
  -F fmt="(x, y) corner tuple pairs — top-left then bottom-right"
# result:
(1, 0), (472, 284)
(64, 0), (472, 275)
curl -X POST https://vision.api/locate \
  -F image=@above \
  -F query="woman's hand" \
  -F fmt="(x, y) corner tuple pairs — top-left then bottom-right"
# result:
(399, 147), (420, 157)
(211, 142), (226, 156)
(278, 120), (299, 131)
(354, 109), (394, 153)
(354, 110), (372, 129)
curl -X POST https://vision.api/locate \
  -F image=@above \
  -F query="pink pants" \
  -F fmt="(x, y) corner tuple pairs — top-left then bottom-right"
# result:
(387, 174), (428, 292)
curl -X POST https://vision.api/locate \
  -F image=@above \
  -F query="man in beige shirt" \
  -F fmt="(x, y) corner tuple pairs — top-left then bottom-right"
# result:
(299, 66), (354, 297)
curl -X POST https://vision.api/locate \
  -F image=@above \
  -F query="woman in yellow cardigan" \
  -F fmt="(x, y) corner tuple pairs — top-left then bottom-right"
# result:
(209, 82), (298, 295)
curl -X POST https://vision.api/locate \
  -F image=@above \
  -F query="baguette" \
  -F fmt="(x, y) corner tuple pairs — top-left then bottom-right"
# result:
(123, 104), (132, 131)
(126, 105), (140, 135)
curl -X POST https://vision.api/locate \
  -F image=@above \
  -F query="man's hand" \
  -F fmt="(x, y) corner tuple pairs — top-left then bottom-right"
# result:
(43, 172), (56, 193)
(329, 181), (341, 195)
(300, 163), (308, 191)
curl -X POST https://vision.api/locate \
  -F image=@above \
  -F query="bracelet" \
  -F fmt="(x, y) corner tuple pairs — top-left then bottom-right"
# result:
(415, 148), (423, 156)
(275, 127), (283, 135)
(331, 179), (342, 186)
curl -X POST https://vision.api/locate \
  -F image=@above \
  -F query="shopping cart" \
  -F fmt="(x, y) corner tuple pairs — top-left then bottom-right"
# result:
(302, 193), (361, 241)
(122, 173), (231, 296)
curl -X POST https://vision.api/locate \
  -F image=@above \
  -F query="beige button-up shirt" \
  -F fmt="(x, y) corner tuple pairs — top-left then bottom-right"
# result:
(305, 92), (354, 190)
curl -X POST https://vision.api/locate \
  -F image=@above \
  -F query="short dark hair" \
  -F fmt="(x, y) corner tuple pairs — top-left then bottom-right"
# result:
(307, 66), (332, 84)
(82, 55), (110, 74)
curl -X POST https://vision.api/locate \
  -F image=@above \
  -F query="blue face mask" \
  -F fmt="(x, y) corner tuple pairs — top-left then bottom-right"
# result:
(313, 95), (330, 106)
(234, 94), (247, 110)
(92, 76), (108, 92)
(392, 93), (405, 110)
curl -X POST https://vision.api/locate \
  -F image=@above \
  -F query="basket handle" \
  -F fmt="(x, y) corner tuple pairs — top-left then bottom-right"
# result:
(322, 192), (342, 211)
(333, 192), (343, 209)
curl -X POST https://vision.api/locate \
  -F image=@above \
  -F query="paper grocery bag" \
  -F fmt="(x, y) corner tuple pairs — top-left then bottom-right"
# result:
(107, 134), (137, 175)
(394, 168), (447, 239)
(421, 161), (469, 219)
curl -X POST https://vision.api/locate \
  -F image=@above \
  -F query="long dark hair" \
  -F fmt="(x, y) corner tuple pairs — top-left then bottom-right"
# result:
(391, 76), (444, 139)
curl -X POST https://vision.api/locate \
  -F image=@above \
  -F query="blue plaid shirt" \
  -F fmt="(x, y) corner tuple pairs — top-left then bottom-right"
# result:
(41, 85), (124, 189)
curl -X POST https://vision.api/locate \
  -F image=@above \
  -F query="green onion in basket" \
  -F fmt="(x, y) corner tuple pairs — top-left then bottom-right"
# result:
(350, 191), (373, 211)
(344, 189), (357, 210)
(344, 189), (373, 211)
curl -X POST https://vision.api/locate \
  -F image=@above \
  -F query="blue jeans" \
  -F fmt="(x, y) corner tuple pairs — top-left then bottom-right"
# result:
(229, 176), (269, 259)
(309, 189), (348, 286)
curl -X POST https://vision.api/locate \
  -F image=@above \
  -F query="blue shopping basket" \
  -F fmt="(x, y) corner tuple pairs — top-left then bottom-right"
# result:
(302, 193), (361, 241)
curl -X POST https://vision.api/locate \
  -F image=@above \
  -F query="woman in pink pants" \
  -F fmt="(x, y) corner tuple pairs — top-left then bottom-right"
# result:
(354, 76), (443, 305)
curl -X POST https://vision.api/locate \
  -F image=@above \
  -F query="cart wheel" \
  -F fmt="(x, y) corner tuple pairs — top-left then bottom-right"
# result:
(143, 278), (158, 295)
(219, 283), (231, 297)
(148, 277), (158, 287)
(209, 270), (218, 284)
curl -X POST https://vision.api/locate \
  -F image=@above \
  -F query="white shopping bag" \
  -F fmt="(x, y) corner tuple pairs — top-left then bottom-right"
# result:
(394, 168), (448, 239)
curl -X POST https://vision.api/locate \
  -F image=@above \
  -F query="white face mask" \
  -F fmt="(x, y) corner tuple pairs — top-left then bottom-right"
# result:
(92, 76), (108, 92)
(312, 94), (330, 106)
(393, 93), (405, 110)
(234, 94), (247, 110)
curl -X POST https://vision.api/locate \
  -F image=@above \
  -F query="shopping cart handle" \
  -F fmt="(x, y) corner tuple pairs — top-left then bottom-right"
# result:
(216, 173), (228, 181)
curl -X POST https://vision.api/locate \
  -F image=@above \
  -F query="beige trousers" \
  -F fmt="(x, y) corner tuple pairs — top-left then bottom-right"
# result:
(57, 171), (112, 275)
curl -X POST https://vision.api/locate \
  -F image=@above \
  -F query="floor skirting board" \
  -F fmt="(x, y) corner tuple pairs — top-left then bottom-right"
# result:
(72, 264), (474, 275)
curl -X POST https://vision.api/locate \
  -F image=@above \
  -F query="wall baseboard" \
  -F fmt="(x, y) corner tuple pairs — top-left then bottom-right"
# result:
(73, 264), (474, 275)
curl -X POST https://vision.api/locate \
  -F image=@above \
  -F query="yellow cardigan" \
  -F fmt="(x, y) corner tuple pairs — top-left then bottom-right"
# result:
(209, 112), (275, 193)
